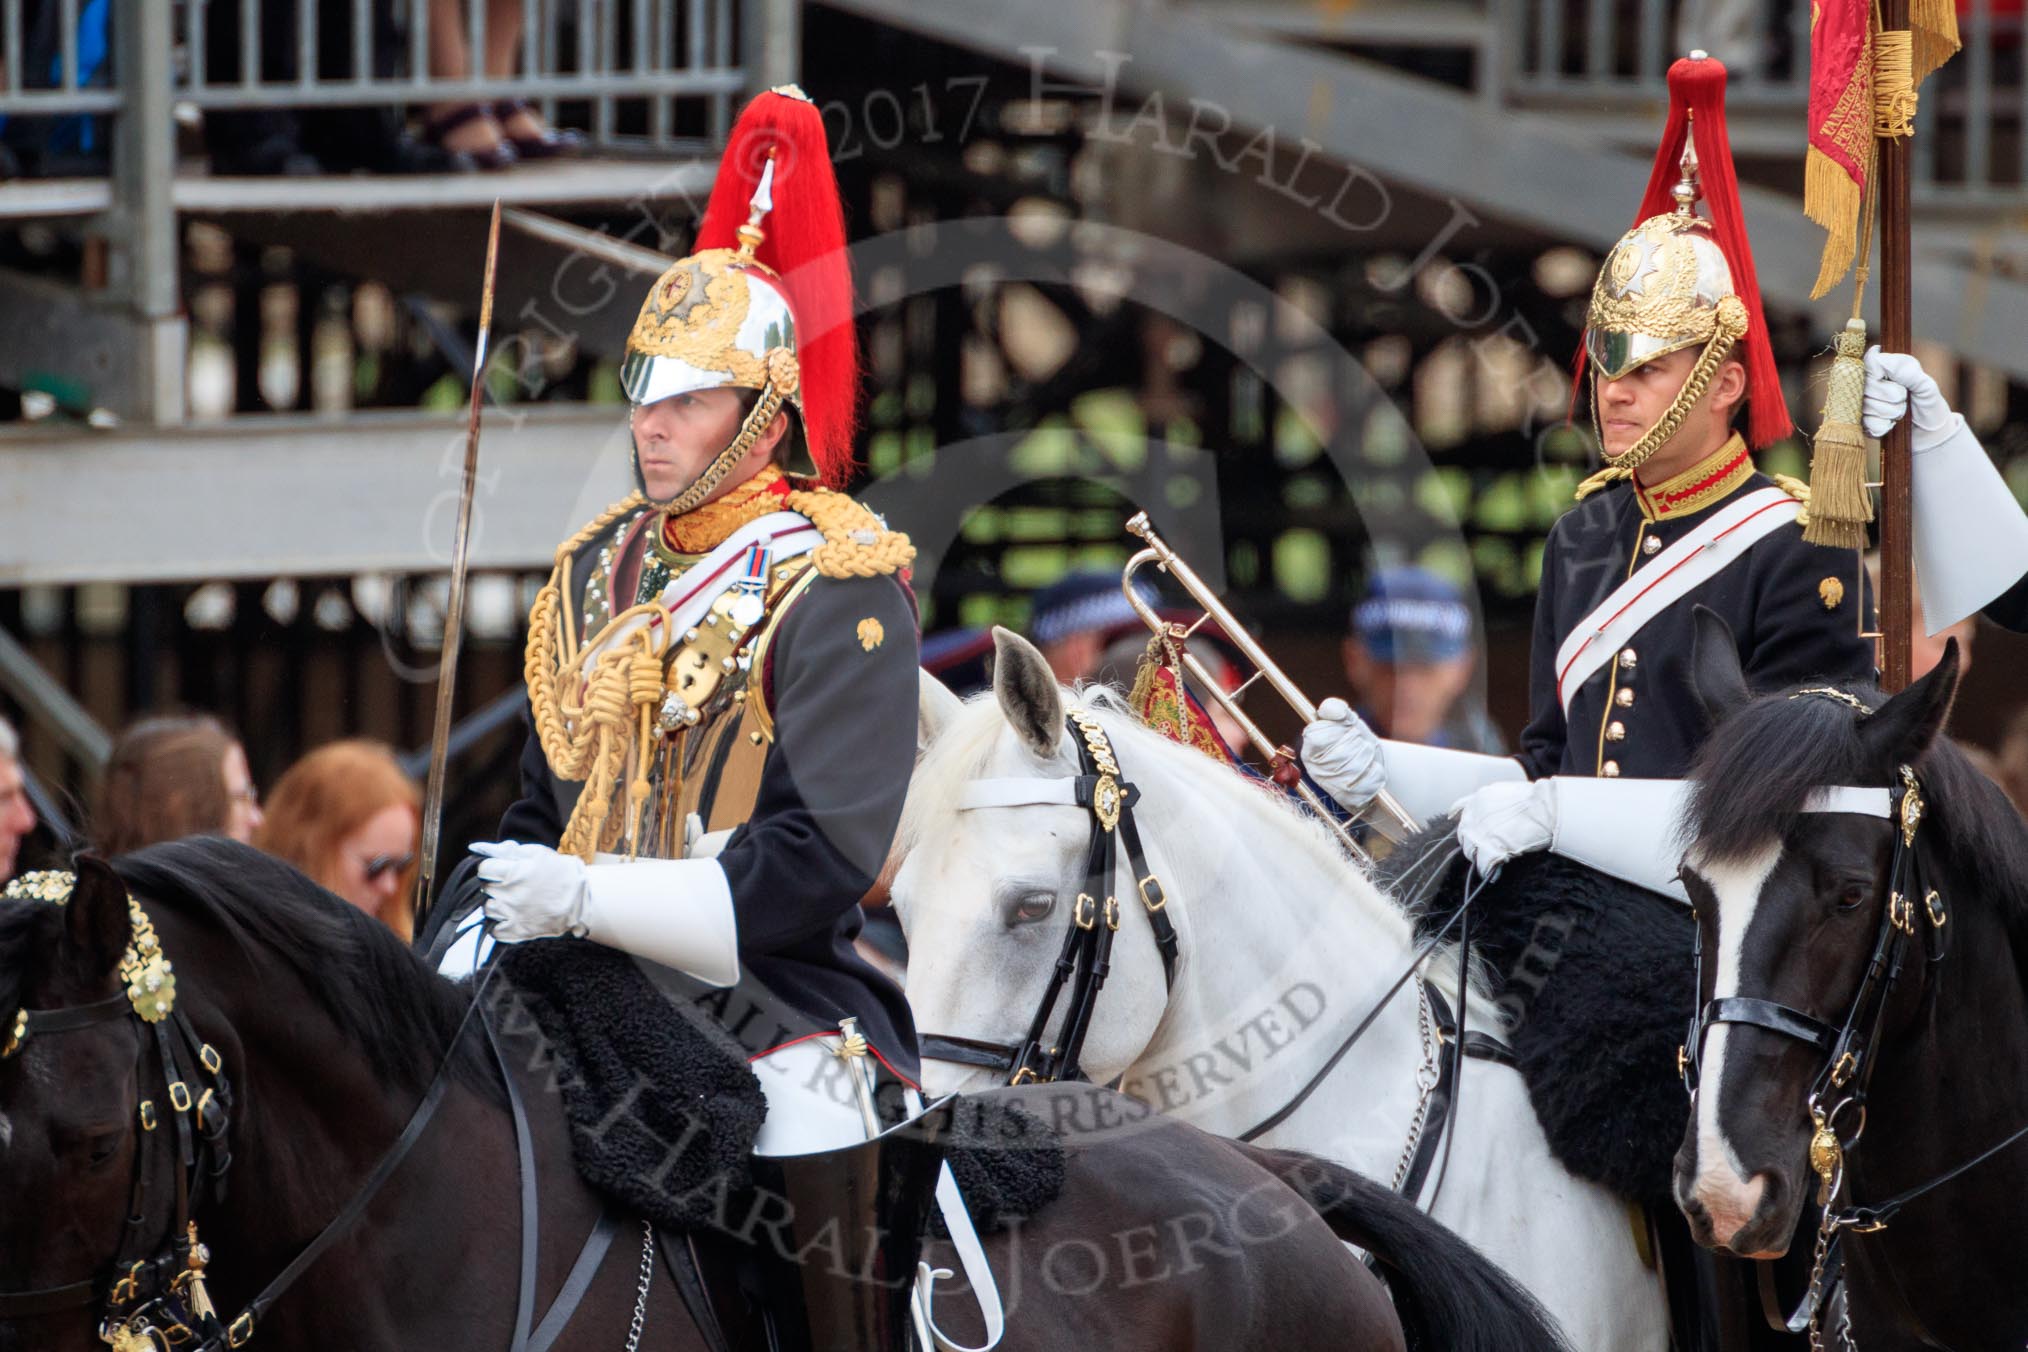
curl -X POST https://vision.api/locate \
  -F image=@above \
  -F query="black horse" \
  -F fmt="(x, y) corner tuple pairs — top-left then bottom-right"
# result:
(0, 839), (1569, 1352)
(1674, 610), (2028, 1347)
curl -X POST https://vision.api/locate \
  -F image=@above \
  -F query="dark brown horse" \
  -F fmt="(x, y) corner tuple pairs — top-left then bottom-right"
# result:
(1676, 613), (2028, 1348)
(0, 840), (1566, 1352)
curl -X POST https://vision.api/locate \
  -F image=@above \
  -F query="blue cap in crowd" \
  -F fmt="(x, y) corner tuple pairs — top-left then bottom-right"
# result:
(1030, 571), (1161, 647)
(1351, 566), (1474, 665)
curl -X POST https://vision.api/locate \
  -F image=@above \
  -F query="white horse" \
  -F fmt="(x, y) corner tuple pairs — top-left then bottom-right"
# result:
(893, 630), (1669, 1351)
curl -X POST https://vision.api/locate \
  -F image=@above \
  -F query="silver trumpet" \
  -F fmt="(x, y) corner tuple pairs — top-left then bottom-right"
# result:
(1121, 512), (1421, 859)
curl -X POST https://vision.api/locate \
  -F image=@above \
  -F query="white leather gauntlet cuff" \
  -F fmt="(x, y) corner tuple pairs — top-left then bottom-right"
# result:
(580, 857), (742, 988)
(1379, 741), (1527, 824)
(1911, 414), (2028, 633)
(1544, 776), (1691, 903)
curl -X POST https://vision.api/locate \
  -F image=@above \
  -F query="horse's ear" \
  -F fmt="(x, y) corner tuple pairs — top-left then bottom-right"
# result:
(917, 668), (963, 754)
(1690, 605), (1750, 728)
(60, 855), (131, 984)
(991, 626), (1065, 761)
(1860, 638), (1961, 769)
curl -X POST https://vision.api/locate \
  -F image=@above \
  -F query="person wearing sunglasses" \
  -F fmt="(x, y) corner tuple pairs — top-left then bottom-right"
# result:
(256, 739), (421, 941)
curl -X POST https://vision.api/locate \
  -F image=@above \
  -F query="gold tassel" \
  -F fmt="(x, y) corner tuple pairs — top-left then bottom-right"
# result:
(1908, 0), (1962, 87)
(1803, 318), (1874, 550)
(1805, 146), (1863, 300)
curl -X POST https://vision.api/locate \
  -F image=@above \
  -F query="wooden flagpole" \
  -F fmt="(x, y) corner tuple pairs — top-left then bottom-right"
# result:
(1877, 0), (1915, 693)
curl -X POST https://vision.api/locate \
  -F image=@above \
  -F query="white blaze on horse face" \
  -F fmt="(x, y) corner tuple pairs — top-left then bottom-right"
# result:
(1687, 840), (1782, 1247)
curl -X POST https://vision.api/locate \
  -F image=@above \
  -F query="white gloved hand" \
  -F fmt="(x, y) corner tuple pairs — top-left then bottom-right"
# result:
(1453, 779), (1556, 877)
(472, 840), (587, 943)
(1301, 697), (1387, 809)
(1862, 347), (1958, 452)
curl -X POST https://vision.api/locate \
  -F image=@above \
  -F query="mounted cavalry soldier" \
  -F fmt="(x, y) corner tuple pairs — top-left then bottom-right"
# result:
(1301, 53), (1875, 899)
(429, 88), (1002, 1350)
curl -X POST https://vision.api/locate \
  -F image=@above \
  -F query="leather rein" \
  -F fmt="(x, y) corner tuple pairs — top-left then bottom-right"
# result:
(1681, 760), (2028, 1339)
(0, 880), (616, 1352)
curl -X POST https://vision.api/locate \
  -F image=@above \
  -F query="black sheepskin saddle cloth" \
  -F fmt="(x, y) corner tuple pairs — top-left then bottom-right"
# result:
(491, 939), (1062, 1237)
(1381, 828), (1696, 1202)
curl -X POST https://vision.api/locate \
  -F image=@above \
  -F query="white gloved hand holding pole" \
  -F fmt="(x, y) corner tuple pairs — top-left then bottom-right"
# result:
(1863, 346), (1958, 450)
(1301, 697), (1387, 810)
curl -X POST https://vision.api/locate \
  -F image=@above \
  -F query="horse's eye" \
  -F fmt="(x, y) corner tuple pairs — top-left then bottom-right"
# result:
(85, 1132), (122, 1169)
(1835, 883), (1869, 912)
(1005, 892), (1055, 926)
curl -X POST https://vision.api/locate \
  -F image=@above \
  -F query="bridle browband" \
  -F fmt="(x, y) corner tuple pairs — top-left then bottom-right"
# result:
(920, 710), (1178, 1085)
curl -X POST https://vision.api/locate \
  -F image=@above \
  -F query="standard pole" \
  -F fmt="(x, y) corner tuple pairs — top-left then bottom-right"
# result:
(1878, 0), (1914, 693)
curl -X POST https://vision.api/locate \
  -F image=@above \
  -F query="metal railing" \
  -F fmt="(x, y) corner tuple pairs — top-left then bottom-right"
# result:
(1507, 0), (2028, 200)
(0, 0), (746, 148)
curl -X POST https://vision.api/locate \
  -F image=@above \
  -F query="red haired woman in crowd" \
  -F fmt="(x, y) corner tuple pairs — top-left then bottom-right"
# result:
(255, 739), (420, 942)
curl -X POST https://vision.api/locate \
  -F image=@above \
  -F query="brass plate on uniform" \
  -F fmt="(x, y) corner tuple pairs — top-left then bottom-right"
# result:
(857, 617), (885, 651)
(1819, 577), (1844, 610)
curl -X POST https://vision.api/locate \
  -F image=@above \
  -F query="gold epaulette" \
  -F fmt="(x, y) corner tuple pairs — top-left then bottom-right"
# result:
(1770, 473), (1814, 530)
(1574, 466), (1631, 501)
(783, 487), (915, 578)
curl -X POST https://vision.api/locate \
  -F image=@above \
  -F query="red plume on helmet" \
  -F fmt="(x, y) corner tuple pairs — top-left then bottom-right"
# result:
(694, 88), (861, 486)
(1631, 56), (1792, 450)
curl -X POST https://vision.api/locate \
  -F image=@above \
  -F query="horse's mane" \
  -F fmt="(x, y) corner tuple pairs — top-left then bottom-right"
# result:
(1686, 680), (2028, 949)
(107, 837), (489, 1094)
(902, 685), (1488, 1001)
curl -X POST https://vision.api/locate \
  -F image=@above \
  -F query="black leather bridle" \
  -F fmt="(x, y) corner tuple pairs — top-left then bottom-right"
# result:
(0, 884), (240, 1346)
(1682, 766), (1946, 1145)
(1682, 756), (2028, 1337)
(0, 878), (535, 1351)
(921, 710), (1179, 1085)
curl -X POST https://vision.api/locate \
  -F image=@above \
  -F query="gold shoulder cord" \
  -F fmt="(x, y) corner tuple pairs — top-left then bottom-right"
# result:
(523, 492), (677, 859)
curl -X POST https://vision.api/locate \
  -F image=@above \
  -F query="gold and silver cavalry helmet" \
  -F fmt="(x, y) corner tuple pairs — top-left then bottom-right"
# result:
(619, 158), (801, 415)
(1583, 140), (1750, 471)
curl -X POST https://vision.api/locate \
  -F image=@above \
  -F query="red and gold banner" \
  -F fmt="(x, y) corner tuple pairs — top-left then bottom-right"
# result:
(1806, 0), (1962, 298)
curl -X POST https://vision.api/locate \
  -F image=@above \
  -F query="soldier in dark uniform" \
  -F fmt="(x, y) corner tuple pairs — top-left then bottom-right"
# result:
(435, 86), (920, 1084)
(1300, 53), (1872, 897)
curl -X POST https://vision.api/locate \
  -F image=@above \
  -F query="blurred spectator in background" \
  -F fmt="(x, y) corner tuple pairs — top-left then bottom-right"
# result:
(203, 0), (477, 174)
(0, 715), (38, 882)
(1029, 571), (1162, 684)
(1343, 566), (1503, 754)
(423, 0), (583, 167)
(257, 740), (420, 941)
(96, 714), (263, 854)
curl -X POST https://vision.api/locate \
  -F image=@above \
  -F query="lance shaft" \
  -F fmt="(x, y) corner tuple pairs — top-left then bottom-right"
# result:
(415, 200), (503, 927)
(1878, 0), (1914, 692)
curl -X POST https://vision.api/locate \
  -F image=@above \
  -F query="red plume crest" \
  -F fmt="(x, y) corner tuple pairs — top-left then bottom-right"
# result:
(1631, 56), (1791, 449)
(1570, 56), (1792, 451)
(695, 90), (861, 486)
